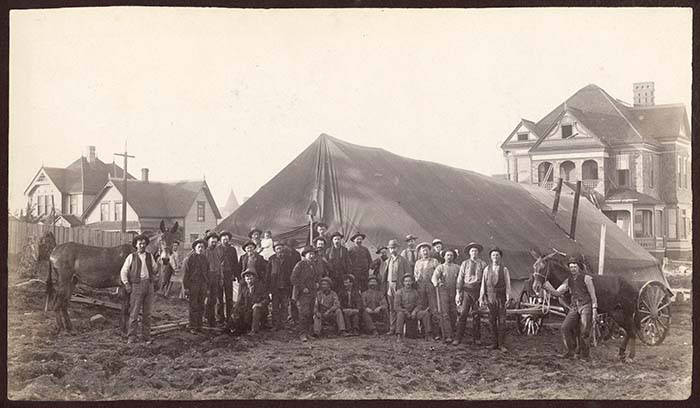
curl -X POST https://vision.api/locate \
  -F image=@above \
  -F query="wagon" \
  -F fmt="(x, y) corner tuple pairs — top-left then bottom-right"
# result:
(512, 279), (672, 346)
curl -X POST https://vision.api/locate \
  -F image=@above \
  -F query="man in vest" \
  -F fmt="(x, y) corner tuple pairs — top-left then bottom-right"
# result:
(453, 242), (488, 346)
(543, 257), (598, 360)
(325, 232), (350, 292)
(291, 246), (323, 342)
(400, 234), (418, 272)
(385, 239), (411, 335)
(479, 248), (512, 352)
(348, 232), (372, 293)
(120, 234), (161, 344)
(182, 239), (209, 333)
(218, 231), (241, 327)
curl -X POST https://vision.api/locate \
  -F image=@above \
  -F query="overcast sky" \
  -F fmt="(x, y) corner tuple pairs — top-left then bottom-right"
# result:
(9, 7), (692, 214)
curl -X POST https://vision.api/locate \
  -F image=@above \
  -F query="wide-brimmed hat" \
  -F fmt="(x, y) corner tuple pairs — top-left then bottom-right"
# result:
(416, 242), (432, 252)
(319, 276), (333, 286)
(387, 239), (400, 248)
(343, 274), (356, 283)
(432, 238), (443, 246)
(401, 273), (415, 282)
(248, 228), (262, 238)
(314, 236), (327, 245)
(375, 246), (388, 254)
(301, 246), (317, 257)
(464, 242), (483, 254)
(242, 240), (257, 250)
(350, 232), (366, 241)
(204, 231), (220, 242)
(367, 275), (380, 284)
(132, 234), (150, 249)
(241, 269), (257, 279)
(219, 231), (232, 240)
(330, 231), (344, 240)
(273, 240), (285, 249)
(566, 257), (584, 269)
(405, 234), (418, 242)
(489, 247), (503, 257)
(316, 222), (328, 229)
(191, 238), (207, 250)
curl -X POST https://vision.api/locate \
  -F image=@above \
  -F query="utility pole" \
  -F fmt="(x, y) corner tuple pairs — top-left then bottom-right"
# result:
(114, 141), (134, 233)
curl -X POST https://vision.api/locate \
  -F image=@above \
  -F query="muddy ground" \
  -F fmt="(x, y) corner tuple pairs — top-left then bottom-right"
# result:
(7, 275), (692, 400)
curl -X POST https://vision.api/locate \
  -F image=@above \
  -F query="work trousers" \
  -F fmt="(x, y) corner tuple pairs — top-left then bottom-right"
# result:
(417, 281), (440, 336)
(436, 286), (458, 339)
(296, 293), (314, 335)
(217, 273), (234, 324)
(387, 282), (399, 334)
(233, 304), (267, 333)
(188, 284), (207, 330)
(396, 309), (431, 337)
(488, 297), (507, 347)
(271, 287), (291, 329)
(342, 309), (360, 331)
(313, 309), (346, 335)
(561, 302), (593, 357)
(205, 280), (221, 327)
(363, 309), (387, 333)
(455, 290), (481, 342)
(127, 279), (154, 341)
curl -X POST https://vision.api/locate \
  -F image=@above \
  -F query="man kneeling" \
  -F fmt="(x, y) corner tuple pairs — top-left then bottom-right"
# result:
(395, 273), (431, 340)
(231, 269), (269, 335)
(313, 277), (348, 337)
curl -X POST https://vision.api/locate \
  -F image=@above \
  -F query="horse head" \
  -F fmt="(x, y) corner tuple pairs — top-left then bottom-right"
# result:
(529, 247), (569, 293)
(148, 220), (180, 254)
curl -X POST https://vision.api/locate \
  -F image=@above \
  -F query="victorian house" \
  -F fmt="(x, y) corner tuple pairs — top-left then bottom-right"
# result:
(500, 83), (691, 261)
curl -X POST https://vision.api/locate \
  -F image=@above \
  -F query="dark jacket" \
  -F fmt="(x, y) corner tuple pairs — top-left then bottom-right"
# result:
(325, 245), (350, 278)
(338, 287), (364, 310)
(348, 245), (372, 274)
(267, 253), (294, 290)
(290, 259), (322, 300)
(182, 252), (210, 290)
(220, 244), (241, 280)
(239, 252), (269, 288)
(235, 282), (270, 312)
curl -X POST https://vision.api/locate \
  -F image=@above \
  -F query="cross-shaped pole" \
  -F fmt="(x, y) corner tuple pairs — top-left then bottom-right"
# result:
(114, 141), (134, 233)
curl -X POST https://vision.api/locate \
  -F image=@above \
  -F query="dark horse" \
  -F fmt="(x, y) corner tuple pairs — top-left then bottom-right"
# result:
(46, 221), (179, 334)
(530, 249), (639, 361)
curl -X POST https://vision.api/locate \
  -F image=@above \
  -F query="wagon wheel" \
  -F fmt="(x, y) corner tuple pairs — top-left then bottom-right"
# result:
(516, 290), (544, 336)
(636, 281), (672, 346)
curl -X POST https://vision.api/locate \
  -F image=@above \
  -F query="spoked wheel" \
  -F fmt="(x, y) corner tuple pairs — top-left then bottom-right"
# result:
(636, 281), (672, 346)
(516, 290), (544, 336)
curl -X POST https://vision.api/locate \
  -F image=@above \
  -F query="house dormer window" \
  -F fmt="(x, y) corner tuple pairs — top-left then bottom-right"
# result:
(561, 124), (573, 139)
(517, 133), (528, 141)
(197, 201), (205, 222)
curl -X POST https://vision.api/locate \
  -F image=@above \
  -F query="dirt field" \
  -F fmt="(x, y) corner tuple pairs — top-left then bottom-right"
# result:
(7, 276), (692, 400)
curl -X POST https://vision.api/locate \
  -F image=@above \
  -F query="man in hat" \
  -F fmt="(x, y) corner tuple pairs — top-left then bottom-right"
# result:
(348, 233), (372, 293)
(479, 248), (512, 352)
(239, 240), (269, 289)
(248, 228), (263, 253)
(400, 234), (418, 272)
(120, 234), (161, 344)
(325, 232), (350, 292)
(313, 237), (332, 278)
(291, 246), (323, 342)
(182, 239), (209, 333)
(267, 241), (294, 330)
(431, 239), (445, 264)
(284, 238), (302, 323)
(414, 241), (441, 340)
(218, 231), (241, 326)
(395, 273), (431, 341)
(311, 222), (330, 249)
(338, 274), (366, 336)
(432, 249), (460, 343)
(453, 242), (488, 346)
(202, 232), (223, 328)
(369, 246), (389, 291)
(385, 239), (411, 335)
(542, 257), (598, 360)
(361, 275), (387, 335)
(313, 276), (347, 337)
(232, 269), (270, 335)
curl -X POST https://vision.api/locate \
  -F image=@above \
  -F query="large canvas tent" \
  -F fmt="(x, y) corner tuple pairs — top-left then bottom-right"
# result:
(217, 134), (665, 285)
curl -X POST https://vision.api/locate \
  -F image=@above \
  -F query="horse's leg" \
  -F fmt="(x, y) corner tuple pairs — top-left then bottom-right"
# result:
(625, 307), (636, 360)
(62, 305), (73, 332)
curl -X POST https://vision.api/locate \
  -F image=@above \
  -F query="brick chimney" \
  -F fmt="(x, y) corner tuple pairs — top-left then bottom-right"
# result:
(86, 145), (96, 163)
(141, 168), (149, 182)
(633, 82), (655, 106)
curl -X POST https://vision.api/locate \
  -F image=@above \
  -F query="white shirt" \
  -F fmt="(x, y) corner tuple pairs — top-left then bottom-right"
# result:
(120, 252), (159, 285)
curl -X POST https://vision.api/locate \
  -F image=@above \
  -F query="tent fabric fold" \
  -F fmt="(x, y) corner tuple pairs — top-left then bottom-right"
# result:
(216, 133), (664, 285)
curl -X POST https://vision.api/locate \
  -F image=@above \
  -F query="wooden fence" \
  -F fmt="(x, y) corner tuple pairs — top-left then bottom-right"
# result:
(7, 218), (135, 255)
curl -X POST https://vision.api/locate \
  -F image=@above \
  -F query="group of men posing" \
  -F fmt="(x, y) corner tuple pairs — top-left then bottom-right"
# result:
(121, 222), (598, 359)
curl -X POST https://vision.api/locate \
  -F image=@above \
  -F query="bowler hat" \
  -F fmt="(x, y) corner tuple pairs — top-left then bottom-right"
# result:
(567, 257), (584, 269)
(375, 246), (388, 255)
(205, 231), (220, 241)
(401, 273), (415, 282)
(489, 247), (503, 257)
(241, 269), (257, 279)
(301, 246), (317, 257)
(367, 275), (379, 284)
(319, 276), (333, 286)
(191, 238), (207, 250)
(330, 231), (344, 240)
(248, 228), (262, 238)
(405, 234), (418, 242)
(432, 238), (443, 246)
(242, 240), (257, 250)
(416, 242), (432, 252)
(464, 242), (483, 254)
(350, 232), (366, 241)
(314, 236), (327, 245)
(387, 239), (400, 248)
(343, 274), (356, 283)
(219, 231), (232, 240)
(132, 234), (150, 249)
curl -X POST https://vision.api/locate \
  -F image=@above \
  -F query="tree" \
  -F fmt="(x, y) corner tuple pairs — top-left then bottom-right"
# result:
(18, 202), (42, 224)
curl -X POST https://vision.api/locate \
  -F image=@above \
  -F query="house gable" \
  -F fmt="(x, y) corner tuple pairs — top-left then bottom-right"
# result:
(82, 181), (139, 224)
(500, 119), (539, 149)
(529, 109), (608, 153)
(183, 188), (220, 243)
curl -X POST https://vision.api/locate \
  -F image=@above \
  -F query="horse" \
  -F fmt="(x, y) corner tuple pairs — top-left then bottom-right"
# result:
(46, 220), (180, 334)
(529, 248), (639, 361)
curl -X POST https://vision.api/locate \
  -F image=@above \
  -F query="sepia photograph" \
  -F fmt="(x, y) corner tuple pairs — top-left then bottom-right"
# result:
(6, 6), (694, 401)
